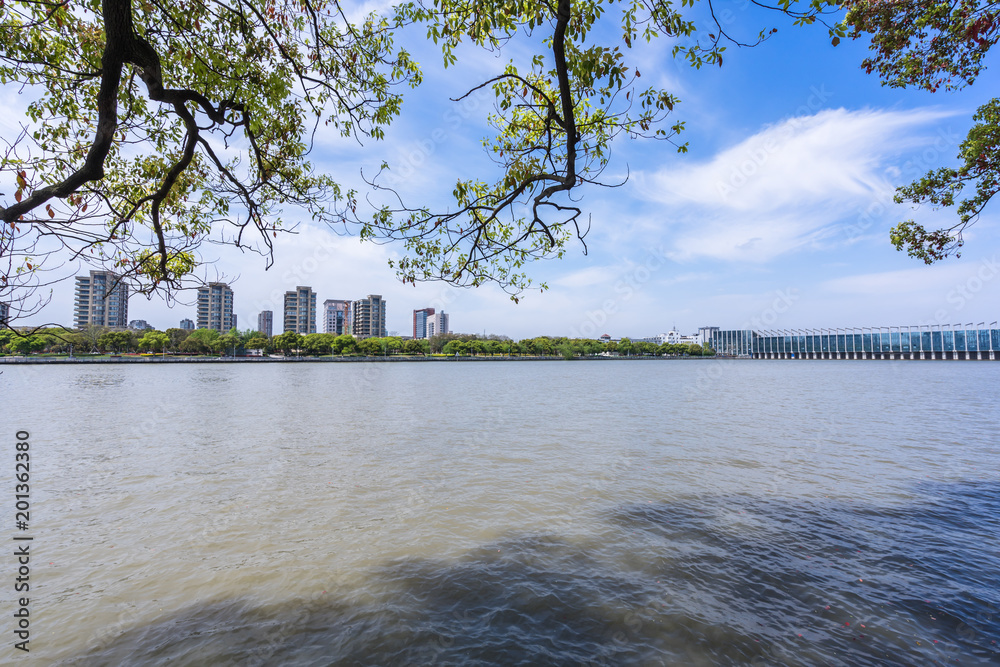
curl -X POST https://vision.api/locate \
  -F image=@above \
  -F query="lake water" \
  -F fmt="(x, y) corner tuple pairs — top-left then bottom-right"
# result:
(1, 360), (998, 665)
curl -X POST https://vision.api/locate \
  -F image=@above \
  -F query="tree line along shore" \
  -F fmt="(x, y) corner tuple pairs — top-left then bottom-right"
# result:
(1, 327), (715, 359)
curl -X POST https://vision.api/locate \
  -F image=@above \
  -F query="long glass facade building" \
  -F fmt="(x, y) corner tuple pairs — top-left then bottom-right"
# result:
(708, 324), (1000, 360)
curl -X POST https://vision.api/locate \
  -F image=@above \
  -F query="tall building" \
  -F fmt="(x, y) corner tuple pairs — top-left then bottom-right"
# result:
(351, 294), (386, 339)
(257, 310), (273, 338)
(413, 308), (435, 339)
(0, 301), (8, 325)
(196, 282), (235, 332)
(426, 311), (449, 338)
(73, 270), (128, 329)
(179, 318), (195, 330)
(323, 299), (350, 335)
(283, 286), (317, 334)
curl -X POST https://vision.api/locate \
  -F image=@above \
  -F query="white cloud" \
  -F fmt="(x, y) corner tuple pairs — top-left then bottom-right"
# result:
(553, 265), (622, 288)
(630, 107), (957, 263)
(821, 262), (993, 295)
(642, 107), (951, 210)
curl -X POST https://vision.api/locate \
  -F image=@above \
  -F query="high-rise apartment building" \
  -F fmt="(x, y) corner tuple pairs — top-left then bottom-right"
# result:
(74, 270), (129, 329)
(283, 286), (317, 334)
(351, 294), (386, 339)
(0, 301), (8, 325)
(413, 307), (435, 339)
(426, 311), (449, 338)
(196, 282), (235, 332)
(323, 299), (350, 335)
(179, 318), (195, 330)
(257, 310), (273, 337)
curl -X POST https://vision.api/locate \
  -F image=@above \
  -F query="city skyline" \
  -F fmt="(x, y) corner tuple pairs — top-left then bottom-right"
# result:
(53, 269), (998, 341)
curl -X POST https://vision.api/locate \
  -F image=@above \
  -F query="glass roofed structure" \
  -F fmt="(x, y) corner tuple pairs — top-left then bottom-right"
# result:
(707, 324), (1000, 360)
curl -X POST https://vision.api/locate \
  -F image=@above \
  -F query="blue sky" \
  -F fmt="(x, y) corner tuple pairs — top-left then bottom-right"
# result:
(11, 1), (1000, 338)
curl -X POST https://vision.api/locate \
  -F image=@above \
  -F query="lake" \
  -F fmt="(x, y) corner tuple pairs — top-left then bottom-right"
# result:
(2, 360), (998, 665)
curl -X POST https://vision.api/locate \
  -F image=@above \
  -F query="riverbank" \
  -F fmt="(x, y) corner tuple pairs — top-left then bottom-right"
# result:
(0, 354), (714, 364)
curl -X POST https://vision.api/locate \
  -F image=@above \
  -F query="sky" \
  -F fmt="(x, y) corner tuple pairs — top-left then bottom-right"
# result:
(8, 1), (1000, 339)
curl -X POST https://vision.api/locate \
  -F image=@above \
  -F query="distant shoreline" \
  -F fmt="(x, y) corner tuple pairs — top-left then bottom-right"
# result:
(0, 355), (713, 365)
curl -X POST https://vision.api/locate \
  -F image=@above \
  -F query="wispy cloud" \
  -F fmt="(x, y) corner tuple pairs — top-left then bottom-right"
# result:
(821, 263), (986, 295)
(631, 107), (956, 262)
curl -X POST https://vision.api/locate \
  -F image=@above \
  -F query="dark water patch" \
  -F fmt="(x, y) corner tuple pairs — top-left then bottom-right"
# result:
(613, 481), (1000, 665)
(66, 536), (785, 666)
(65, 482), (999, 666)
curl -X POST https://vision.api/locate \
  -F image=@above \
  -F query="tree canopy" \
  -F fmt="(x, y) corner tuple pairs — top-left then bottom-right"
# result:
(2, 0), (845, 321)
(1, 0), (419, 319)
(843, 0), (1000, 262)
(363, 0), (849, 295)
(1, 0), (990, 327)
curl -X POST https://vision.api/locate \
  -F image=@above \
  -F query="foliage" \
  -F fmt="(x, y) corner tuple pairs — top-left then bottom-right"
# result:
(403, 338), (429, 355)
(274, 330), (303, 355)
(9, 334), (47, 354)
(245, 335), (270, 351)
(360, 0), (839, 297)
(0, 328), (15, 352)
(0, 327), (715, 358)
(332, 333), (358, 355)
(79, 323), (108, 351)
(382, 336), (404, 354)
(179, 335), (208, 354)
(97, 330), (132, 352)
(0, 0), (862, 320)
(215, 332), (239, 354)
(617, 337), (633, 356)
(357, 337), (382, 355)
(178, 326), (218, 353)
(187, 327), (220, 346)
(302, 332), (336, 355)
(1, 0), (420, 311)
(165, 327), (191, 349)
(842, 0), (997, 92)
(843, 0), (1000, 261)
(138, 329), (169, 351)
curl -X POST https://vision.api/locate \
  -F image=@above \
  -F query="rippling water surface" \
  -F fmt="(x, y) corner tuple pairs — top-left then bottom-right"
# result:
(2, 360), (998, 665)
